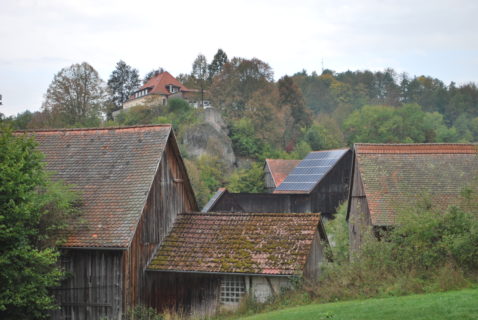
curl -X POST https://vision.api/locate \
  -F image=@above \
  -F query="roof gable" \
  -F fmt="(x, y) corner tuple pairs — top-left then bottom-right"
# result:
(17, 125), (173, 248)
(265, 159), (300, 187)
(147, 212), (321, 275)
(355, 143), (478, 226)
(139, 71), (190, 96)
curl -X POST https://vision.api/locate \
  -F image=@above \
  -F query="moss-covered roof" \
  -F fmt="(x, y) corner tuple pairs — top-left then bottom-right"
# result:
(355, 143), (478, 226)
(147, 212), (321, 275)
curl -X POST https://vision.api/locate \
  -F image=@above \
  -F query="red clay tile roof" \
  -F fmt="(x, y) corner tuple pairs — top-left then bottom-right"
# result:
(147, 212), (321, 275)
(16, 125), (172, 248)
(265, 159), (300, 187)
(137, 71), (190, 97)
(355, 143), (478, 226)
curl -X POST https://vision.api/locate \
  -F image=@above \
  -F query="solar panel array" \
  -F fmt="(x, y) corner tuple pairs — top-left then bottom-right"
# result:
(275, 149), (348, 192)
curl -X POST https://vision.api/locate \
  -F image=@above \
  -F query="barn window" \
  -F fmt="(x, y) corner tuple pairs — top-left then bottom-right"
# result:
(220, 276), (245, 303)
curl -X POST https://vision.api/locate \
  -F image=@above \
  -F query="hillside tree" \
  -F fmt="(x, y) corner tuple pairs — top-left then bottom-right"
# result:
(107, 60), (140, 119)
(191, 54), (209, 107)
(42, 62), (106, 127)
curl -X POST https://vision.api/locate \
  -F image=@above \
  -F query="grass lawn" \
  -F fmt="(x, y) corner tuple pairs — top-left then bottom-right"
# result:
(239, 288), (478, 320)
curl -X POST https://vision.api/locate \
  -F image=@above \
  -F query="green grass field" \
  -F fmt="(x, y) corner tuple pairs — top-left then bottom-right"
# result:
(239, 288), (478, 320)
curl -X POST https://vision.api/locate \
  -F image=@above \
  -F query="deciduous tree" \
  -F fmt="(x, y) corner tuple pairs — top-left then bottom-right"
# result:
(0, 126), (78, 319)
(42, 62), (106, 126)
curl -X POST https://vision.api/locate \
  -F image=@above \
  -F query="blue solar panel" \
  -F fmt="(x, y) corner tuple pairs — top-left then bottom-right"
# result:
(275, 149), (348, 192)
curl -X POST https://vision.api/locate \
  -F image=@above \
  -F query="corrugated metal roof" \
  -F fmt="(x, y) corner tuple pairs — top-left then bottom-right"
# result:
(16, 125), (172, 248)
(274, 149), (349, 193)
(147, 212), (321, 275)
(355, 143), (478, 226)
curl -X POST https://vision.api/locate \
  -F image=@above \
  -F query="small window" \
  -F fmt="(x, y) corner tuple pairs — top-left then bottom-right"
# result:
(220, 276), (245, 304)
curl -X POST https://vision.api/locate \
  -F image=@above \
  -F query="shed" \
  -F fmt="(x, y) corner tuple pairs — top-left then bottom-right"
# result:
(145, 212), (327, 317)
(18, 125), (197, 319)
(347, 143), (478, 252)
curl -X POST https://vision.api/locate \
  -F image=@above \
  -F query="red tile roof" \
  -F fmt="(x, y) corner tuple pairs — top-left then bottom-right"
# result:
(137, 71), (191, 97)
(147, 212), (321, 275)
(355, 143), (478, 154)
(355, 143), (478, 226)
(16, 125), (173, 248)
(265, 159), (300, 187)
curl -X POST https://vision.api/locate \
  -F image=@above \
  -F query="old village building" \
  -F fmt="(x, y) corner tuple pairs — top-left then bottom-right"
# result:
(204, 149), (353, 219)
(347, 143), (478, 252)
(145, 212), (328, 317)
(263, 159), (300, 192)
(16, 124), (333, 319)
(20, 125), (197, 319)
(122, 71), (210, 109)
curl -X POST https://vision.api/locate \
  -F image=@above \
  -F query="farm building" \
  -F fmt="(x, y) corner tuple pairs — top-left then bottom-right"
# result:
(204, 149), (353, 218)
(347, 143), (478, 252)
(18, 125), (198, 319)
(264, 159), (300, 192)
(145, 212), (328, 317)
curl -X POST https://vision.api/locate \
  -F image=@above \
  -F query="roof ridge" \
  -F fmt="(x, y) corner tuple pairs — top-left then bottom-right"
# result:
(180, 212), (321, 217)
(309, 147), (350, 152)
(15, 124), (172, 133)
(355, 143), (477, 146)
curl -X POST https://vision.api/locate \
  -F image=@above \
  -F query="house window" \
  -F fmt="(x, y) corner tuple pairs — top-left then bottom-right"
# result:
(220, 276), (245, 304)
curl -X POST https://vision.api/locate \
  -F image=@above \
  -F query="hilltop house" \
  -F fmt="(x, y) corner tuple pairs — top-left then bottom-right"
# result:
(347, 143), (478, 252)
(145, 212), (328, 317)
(204, 149), (353, 219)
(123, 71), (210, 109)
(18, 125), (198, 320)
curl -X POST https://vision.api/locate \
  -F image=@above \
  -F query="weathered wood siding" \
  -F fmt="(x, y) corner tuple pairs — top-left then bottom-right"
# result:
(310, 150), (353, 218)
(52, 250), (123, 320)
(348, 158), (372, 253)
(208, 192), (311, 213)
(125, 137), (197, 310)
(303, 230), (324, 280)
(144, 272), (221, 317)
(264, 166), (276, 193)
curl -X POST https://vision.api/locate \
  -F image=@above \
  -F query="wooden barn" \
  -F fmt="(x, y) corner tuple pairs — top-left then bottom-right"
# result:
(263, 159), (300, 192)
(20, 125), (197, 319)
(145, 212), (328, 317)
(204, 149), (353, 218)
(347, 143), (478, 252)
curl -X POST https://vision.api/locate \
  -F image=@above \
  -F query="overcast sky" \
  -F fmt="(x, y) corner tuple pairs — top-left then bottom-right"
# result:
(1, 0), (477, 116)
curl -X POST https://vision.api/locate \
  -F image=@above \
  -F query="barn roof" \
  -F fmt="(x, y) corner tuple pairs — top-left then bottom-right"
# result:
(354, 143), (478, 226)
(274, 149), (350, 194)
(17, 125), (173, 248)
(265, 159), (301, 187)
(147, 212), (321, 275)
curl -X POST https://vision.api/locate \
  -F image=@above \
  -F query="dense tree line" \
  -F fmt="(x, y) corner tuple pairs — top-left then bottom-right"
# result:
(3, 51), (478, 205)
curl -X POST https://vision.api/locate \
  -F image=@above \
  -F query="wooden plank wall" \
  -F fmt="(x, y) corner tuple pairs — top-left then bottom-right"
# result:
(51, 249), (123, 320)
(303, 230), (325, 280)
(310, 150), (353, 218)
(125, 138), (197, 312)
(144, 272), (221, 318)
(264, 166), (276, 193)
(348, 159), (372, 253)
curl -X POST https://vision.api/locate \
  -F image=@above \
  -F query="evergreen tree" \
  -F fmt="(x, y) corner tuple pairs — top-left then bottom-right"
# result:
(107, 60), (140, 118)
(208, 49), (228, 80)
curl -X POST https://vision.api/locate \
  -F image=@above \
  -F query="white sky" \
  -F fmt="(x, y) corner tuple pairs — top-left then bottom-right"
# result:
(1, 0), (477, 116)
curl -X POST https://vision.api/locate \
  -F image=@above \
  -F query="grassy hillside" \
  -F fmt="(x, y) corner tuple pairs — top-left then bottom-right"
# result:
(237, 288), (478, 320)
